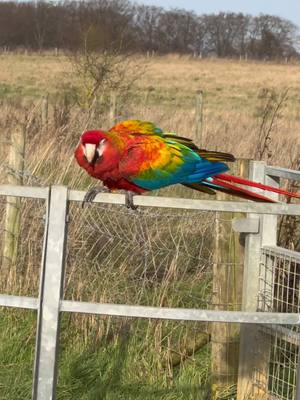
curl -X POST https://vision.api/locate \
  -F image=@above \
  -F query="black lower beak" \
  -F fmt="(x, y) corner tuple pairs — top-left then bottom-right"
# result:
(91, 153), (101, 165)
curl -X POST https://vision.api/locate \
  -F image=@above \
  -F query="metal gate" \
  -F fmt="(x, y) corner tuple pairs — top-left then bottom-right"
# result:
(0, 160), (300, 399)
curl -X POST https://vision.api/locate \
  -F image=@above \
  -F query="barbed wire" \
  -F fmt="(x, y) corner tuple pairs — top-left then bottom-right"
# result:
(2, 164), (43, 185)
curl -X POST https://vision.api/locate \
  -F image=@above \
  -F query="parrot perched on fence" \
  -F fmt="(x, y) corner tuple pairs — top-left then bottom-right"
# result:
(75, 120), (300, 209)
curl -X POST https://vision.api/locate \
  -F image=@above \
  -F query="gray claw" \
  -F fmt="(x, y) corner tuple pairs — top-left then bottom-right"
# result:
(125, 191), (138, 210)
(82, 187), (110, 208)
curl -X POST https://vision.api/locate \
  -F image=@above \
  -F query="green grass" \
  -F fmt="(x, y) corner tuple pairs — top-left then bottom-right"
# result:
(0, 309), (36, 400)
(0, 310), (212, 400)
(0, 82), (44, 99)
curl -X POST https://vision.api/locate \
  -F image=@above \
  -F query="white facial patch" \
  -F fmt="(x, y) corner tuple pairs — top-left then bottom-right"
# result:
(97, 139), (107, 157)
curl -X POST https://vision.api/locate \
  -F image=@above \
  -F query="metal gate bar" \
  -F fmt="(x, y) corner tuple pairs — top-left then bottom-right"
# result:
(60, 300), (300, 325)
(32, 186), (69, 400)
(1, 293), (300, 325)
(0, 164), (300, 400)
(0, 294), (38, 309)
(1, 184), (300, 215)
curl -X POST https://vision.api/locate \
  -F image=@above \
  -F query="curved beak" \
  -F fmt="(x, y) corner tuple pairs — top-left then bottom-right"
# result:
(84, 143), (96, 163)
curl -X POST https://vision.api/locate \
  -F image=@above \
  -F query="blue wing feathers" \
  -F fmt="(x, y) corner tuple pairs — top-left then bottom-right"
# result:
(185, 162), (229, 183)
(132, 160), (228, 190)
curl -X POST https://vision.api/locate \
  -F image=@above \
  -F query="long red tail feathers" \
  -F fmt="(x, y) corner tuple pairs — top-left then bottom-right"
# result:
(210, 177), (276, 203)
(217, 174), (300, 200)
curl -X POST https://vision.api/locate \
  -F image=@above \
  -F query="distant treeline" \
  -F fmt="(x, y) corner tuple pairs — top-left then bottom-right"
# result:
(0, 0), (299, 59)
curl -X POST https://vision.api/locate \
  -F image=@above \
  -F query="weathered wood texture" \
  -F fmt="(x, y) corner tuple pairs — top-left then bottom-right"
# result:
(109, 90), (117, 126)
(2, 129), (26, 287)
(41, 94), (49, 129)
(195, 90), (204, 145)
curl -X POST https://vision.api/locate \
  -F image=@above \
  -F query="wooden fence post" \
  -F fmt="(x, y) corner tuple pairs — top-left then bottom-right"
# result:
(195, 90), (203, 146)
(109, 91), (117, 126)
(41, 94), (49, 129)
(144, 87), (154, 107)
(2, 128), (26, 288)
(211, 159), (249, 399)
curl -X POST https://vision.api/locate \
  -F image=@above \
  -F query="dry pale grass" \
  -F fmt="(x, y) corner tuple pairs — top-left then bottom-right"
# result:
(0, 53), (299, 167)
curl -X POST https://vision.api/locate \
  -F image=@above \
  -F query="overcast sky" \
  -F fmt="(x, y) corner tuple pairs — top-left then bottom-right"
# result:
(135, 0), (300, 28)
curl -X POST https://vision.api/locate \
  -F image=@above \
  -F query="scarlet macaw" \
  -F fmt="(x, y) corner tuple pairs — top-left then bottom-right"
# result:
(75, 120), (299, 208)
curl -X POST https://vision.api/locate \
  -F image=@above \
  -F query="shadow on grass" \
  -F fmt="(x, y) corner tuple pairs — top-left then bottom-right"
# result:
(58, 322), (210, 400)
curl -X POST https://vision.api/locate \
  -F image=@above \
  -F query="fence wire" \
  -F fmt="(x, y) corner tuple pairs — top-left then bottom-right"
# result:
(257, 246), (300, 400)
(0, 195), (45, 296)
(64, 202), (215, 309)
(61, 203), (217, 399)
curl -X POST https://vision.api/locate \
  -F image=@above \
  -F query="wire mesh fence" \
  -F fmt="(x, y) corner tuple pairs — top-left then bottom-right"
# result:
(0, 195), (45, 296)
(256, 246), (300, 400)
(64, 201), (215, 308)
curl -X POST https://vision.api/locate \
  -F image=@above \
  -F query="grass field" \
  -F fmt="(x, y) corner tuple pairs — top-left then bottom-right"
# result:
(0, 52), (299, 165)
(0, 53), (299, 399)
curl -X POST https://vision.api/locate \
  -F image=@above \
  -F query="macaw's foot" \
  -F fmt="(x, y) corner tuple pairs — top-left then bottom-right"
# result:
(82, 187), (111, 208)
(125, 191), (138, 210)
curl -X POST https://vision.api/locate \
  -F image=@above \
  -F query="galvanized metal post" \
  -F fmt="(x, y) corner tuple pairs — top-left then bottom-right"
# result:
(237, 161), (279, 399)
(32, 186), (69, 400)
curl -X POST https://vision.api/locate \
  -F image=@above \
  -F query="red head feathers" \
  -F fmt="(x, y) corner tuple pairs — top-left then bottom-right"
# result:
(80, 130), (106, 145)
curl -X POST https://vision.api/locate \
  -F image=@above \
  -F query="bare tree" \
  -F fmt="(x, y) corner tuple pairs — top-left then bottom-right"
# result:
(133, 5), (163, 52)
(247, 15), (298, 59)
(0, 1), (298, 59)
(203, 12), (251, 57)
